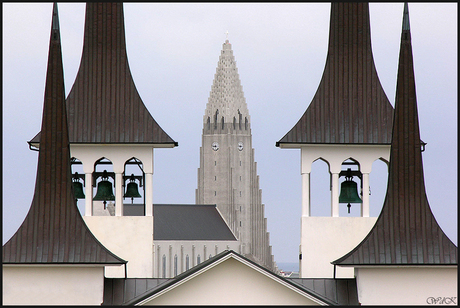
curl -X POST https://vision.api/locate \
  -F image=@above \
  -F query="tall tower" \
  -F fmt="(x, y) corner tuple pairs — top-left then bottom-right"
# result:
(28, 3), (177, 278)
(333, 4), (457, 304)
(196, 39), (276, 271)
(277, 3), (394, 278)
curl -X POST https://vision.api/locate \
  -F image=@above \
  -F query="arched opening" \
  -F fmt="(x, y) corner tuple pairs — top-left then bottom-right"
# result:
(339, 158), (362, 217)
(186, 255), (190, 271)
(310, 158), (331, 216)
(70, 157), (85, 215)
(123, 157), (145, 216)
(370, 158), (389, 217)
(93, 157), (115, 216)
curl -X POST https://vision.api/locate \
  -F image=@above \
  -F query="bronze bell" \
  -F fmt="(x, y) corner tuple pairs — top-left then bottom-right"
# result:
(339, 179), (362, 213)
(73, 181), (85, 199)
(94, 170), (115, 209)
(124, 174), (141, 203)
(72, 172), (85, 199)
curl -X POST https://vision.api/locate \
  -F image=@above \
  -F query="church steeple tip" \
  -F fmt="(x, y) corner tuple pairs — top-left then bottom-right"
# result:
(402, 3), (410, 32)
(51, 3), (60, 40)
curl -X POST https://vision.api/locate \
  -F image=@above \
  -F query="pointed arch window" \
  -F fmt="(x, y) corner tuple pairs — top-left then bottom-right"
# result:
(245, 117), (248, 130)
(238, 110), (242, 130)
(214, 110), (219, 129)
(207, 117), (211, 130)
(221, 116), (225, 130)
(233, 117), (236, 130)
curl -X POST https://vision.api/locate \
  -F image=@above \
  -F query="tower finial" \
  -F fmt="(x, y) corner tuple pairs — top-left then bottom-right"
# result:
(402, 3), (410, 31)
(226, 30), (229, 42)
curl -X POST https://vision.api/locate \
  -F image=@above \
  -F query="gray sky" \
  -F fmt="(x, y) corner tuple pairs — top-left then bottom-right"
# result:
(2, 3), (457, 266)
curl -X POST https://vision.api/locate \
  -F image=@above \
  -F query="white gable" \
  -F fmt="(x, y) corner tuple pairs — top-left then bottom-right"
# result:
(138, 254), (326, 305)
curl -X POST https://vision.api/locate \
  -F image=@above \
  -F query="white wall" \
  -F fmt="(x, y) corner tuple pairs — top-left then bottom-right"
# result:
(3, 265), (104, 305)
(355, 266), (458, 305)
(84, 216), (154, 278)
(141, 257), (323, 305)
(301, 216), (377, 278)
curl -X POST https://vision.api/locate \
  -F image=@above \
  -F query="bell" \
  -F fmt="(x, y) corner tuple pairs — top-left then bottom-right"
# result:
(73, 181), (85, 199)
(339, 179), (362, 213)
(93, 180), (115, 202)
(124, 182), (141, 199)
(124, 174), (141, 204)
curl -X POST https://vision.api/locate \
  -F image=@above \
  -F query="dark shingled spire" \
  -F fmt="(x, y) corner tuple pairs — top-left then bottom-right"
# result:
(3, 3), (126, 265)
(29, 2), (177, 146)
(277, 3), (394, 146)
(333, 3), (457, 266)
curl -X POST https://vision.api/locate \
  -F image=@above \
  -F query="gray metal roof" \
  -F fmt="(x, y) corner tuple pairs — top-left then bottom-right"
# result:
(277, 3), (394, 146)
(102, 250), (358, 306)
(333, 4), (457, 266)
(29, 3), (177, 146)
(153, 204), (237, 241)
(2, 4), (125, 265)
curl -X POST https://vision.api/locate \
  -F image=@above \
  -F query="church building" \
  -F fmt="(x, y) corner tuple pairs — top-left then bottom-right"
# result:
(3, 2), (456, 306)
(196, 38), (276, 271)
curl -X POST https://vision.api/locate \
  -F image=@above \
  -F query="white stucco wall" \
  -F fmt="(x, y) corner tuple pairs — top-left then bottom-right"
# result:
(301, 216), (377, 278)
(355, 266), (458, 305)
(3, 265), (104, 305)
(141, 257), (324, 305)
(84, 216), (154, 278)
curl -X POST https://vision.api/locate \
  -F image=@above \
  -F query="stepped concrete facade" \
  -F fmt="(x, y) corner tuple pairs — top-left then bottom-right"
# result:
(196, 40), (276, 272)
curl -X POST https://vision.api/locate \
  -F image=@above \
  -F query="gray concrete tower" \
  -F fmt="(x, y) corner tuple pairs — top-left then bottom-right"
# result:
(196, 39), (276, 272)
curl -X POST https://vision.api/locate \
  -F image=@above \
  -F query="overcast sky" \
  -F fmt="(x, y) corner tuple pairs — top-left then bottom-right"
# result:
(2, 3), (457, 267)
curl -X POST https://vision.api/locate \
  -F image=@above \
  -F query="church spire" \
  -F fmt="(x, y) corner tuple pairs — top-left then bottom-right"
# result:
(3, 3), (126, 265)
(29, 3), (176, 146)
(333, 3), (457, 266)
(203, 39), (250, 130)
(277, 3), (394, 146)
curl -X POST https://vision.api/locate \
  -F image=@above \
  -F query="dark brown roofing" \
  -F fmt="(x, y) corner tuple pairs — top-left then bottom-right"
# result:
(277, 3), (394, 146)
(2, 3), (126, 265)
(29, 2), (177, 146)
(333, 4), (457, 266)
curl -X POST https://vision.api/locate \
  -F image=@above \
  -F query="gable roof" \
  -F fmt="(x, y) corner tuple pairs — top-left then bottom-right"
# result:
(332, 3), (457, 266)
(29, 3), (177, 146)
(2, 3), (125, 266)
(153, 204), (237, 241)
(102, 250), (358, 305)
(277, 3), (394, 146)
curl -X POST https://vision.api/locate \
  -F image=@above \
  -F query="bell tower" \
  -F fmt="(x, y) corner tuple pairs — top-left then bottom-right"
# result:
(277, 3), (394, 278)
(28, 3), (177, 278)
(196, 39), (276, 271)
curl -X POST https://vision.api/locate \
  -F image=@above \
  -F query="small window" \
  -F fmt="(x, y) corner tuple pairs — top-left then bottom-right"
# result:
(162, 254), (166, 278)
(197, 254), (201, 264)
(174, 255), (178, 276)
(186, 255), (190, 270)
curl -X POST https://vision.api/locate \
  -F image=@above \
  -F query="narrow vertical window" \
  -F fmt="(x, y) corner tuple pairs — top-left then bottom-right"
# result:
(197, 254), (201, 264)
(174, 254), (178, 276)
(162, 254), (166, 278)
(186, 255), (190, 271)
